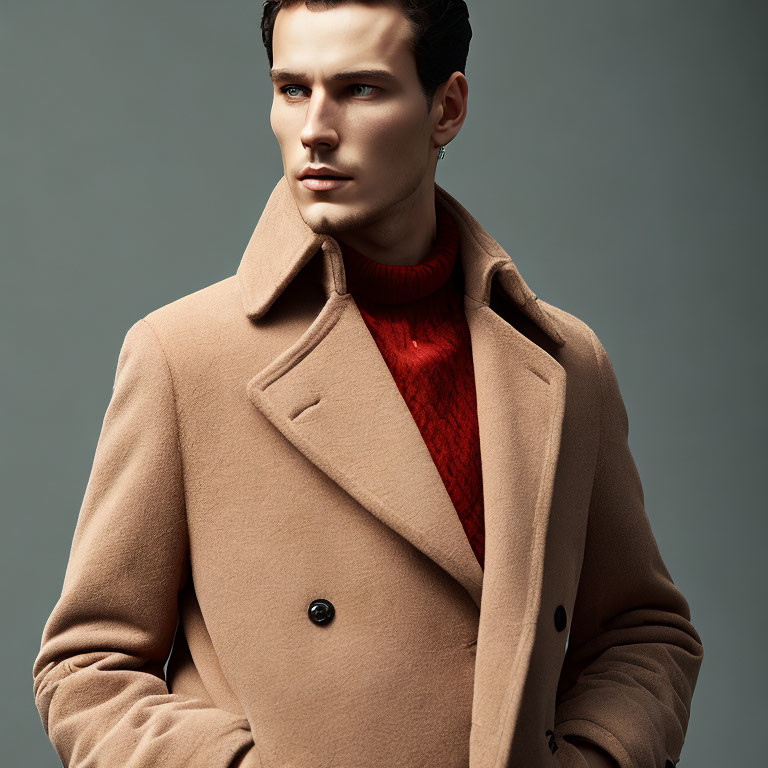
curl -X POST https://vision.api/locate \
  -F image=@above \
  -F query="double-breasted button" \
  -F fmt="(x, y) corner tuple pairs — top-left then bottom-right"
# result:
(554, 604), (567, 632)
(308, 598), (335, 626)
(545, 729), (558, 754)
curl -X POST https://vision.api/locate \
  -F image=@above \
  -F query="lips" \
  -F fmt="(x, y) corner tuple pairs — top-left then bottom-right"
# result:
(299, 165), (353, 180)
(301, 174), (352, 180)
(301, 176), (351, 190)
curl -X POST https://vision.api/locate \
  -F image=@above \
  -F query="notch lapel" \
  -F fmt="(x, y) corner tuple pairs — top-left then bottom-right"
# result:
(246, 274), (485, 607)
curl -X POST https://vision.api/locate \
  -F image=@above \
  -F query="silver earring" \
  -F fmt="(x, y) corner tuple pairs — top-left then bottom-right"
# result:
(438, 145), (446, 160)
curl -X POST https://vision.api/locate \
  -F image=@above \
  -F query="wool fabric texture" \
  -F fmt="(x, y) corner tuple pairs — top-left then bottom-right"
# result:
(338, 199), (485, 569)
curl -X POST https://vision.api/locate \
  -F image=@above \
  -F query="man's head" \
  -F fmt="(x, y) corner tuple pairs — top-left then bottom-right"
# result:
(261, 0), (471, 242)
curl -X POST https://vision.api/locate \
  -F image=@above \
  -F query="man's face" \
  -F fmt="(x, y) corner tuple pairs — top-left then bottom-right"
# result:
(269, 2), (442, 236)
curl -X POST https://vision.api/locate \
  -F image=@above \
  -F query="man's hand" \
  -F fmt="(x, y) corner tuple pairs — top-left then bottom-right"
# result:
(564, 736), (620, 768)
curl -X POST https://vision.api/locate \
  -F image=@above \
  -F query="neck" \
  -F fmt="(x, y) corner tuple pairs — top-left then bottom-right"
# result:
(336, 178), (438, 267)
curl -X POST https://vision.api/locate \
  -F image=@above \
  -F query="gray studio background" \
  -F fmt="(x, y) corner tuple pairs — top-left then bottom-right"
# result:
(3, 1), (766, 765)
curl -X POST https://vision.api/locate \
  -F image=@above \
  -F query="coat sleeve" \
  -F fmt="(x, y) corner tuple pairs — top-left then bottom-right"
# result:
(552, 327), (704, 768)
(32, 318), (260, 768)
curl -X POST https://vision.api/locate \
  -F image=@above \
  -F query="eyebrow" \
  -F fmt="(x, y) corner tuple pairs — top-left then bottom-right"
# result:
(269, 68), (399, 85)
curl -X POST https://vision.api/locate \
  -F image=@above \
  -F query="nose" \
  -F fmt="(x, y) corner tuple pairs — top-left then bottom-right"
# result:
(299, 92), (339, 155)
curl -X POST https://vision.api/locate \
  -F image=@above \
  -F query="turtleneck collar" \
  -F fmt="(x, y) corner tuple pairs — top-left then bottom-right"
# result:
(337, 197), (461, 305)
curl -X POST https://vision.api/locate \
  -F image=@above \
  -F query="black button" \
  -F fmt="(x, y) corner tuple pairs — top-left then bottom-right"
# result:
(664, 761), (676, 768)
(554, 604), (567, 631)
(544, 729), (557, 754)
(308, 598), (335, 625)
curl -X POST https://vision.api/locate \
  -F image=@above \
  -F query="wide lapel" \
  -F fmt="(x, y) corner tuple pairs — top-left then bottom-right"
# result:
(245, 283), (485, 607)
(240, 177), (487, 607)
(237, 178), (568, 668)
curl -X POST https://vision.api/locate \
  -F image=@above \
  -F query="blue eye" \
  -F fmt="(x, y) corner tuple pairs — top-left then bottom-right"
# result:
(279, 84), (380, 99)
(280, 85), (305, 98)
(351, 84), (377, 97)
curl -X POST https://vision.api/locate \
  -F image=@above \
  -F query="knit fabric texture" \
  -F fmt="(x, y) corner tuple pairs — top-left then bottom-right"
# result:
(338, 199), (485, 569)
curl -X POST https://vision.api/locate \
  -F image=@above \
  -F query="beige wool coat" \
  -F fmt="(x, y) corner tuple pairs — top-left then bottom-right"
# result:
(32, 176), (703, 768)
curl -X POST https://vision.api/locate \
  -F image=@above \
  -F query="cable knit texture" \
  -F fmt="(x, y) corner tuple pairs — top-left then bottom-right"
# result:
(338, 198), (485, 569)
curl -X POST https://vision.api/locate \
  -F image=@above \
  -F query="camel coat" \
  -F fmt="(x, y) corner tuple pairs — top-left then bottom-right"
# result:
(32, 176), (703, 768)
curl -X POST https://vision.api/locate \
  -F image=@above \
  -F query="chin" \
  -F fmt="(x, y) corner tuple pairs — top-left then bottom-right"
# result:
(299, 200), (373, 237)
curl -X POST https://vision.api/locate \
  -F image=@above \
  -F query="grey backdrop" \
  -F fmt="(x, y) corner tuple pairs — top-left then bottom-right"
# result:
(3, 1), (766, 765)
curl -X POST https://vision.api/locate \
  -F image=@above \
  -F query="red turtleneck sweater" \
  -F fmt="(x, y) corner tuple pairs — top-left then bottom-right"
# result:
(338, 199), (485, 570)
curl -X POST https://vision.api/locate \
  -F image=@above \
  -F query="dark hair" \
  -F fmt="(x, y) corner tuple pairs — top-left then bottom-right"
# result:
(260, 0), (472, 112)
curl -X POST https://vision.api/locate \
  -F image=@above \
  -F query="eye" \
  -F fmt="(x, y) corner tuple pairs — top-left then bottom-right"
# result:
(280, 84), (307, 99)
(350, 83), (379, 97)
(278, 84), (380, 99)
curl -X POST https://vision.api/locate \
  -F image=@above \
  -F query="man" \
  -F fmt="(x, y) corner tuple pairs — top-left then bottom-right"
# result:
(32, 2), (703, 767)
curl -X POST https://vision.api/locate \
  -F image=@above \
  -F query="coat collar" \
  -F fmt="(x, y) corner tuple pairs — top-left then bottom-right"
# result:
(236, 174), (565, 347)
